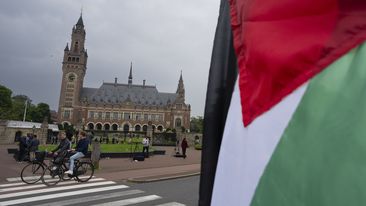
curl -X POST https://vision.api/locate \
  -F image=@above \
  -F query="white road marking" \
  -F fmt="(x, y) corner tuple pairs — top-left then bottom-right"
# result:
(0, 178), (105, 192)
(36, 189), (144, 206)
(0, 181), (116, 199)
(91, 195), (162, 206)
(0, 185), (129, 206)
(155, 202), (186, 206)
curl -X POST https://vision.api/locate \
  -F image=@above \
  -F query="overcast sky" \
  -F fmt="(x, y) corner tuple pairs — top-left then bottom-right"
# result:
(0, 0), (220, 117)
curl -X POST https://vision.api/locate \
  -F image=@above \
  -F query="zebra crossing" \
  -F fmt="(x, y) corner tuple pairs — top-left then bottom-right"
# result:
(0, 176), (186, 206)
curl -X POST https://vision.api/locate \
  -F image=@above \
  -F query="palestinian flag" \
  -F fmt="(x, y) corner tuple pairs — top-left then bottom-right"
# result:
(199, 0), (366, 205)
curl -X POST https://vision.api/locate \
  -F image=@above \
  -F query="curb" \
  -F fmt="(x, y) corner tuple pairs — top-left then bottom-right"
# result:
(127, 172), (200, 183)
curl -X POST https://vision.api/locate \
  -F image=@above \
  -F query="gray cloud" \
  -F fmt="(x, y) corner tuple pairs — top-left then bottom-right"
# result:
(0, 0), (220, 117)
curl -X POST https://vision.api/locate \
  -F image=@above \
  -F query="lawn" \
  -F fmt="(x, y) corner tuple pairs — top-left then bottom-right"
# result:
(39, 143), (150, 153)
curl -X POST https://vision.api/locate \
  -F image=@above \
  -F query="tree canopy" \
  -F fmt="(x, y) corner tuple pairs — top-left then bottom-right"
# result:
(0, 84), (51, 123)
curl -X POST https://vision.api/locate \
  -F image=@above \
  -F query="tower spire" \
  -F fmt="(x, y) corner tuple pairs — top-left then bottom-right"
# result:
(176, 70), (185, 102)
(76, 13), (84, 27)
(128, 62), (133, 85)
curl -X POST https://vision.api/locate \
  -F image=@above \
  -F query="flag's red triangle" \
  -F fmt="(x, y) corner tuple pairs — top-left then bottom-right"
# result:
(230, 0), (366, 126)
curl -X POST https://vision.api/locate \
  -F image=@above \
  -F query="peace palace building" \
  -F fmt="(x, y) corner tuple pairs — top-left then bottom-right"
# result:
(58, 16), (191, 132)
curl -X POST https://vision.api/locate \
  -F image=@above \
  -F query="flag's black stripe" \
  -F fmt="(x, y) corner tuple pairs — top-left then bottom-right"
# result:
(199, 0), (239, 205)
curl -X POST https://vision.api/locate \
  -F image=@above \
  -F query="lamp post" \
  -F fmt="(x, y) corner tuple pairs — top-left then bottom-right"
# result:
(22, 100), (28, 122)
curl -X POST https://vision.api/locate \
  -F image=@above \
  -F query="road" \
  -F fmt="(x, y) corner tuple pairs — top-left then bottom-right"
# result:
(0, 175), (200, 206)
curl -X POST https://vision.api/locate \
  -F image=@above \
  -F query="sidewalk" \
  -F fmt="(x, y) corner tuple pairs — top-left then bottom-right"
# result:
(0, 145), (201, 183)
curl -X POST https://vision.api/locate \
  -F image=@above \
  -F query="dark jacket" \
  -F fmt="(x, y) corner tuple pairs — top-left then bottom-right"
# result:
(76, 138), (89, 155)
(181, 139), (188, 149)
(52, 138), (71, 154)
(29, 138), (40, 152)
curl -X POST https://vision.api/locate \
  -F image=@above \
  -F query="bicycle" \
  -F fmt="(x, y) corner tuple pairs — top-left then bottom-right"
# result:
(20, 151), (47, 184)
(41, 152), (94, 186)
(20, 151), (71, 184)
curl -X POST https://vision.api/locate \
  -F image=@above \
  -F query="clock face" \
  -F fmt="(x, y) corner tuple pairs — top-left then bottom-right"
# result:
(68, 73), (76, 82)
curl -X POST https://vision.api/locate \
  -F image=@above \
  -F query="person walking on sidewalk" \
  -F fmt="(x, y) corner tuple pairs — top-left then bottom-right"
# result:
(29, 135), (40, 161)
(181, 138), (189, 159)
(65, 131), (89, 175)
(142, 136), (150, 158)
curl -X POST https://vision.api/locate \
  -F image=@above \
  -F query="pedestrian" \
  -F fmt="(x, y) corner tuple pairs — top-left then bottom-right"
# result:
(29, 135), (40, 161)
(181, 138), (188, 159)
(17, 135), (28, 162)
(142, 136), (150, 158)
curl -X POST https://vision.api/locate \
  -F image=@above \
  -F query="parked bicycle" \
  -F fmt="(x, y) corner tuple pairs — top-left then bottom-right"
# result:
(41, 151), (94, 186)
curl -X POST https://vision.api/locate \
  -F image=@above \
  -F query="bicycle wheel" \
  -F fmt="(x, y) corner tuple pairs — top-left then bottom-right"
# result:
(21, 162), (44, 184)
(75, 162), (94, 182)
(61, 163), (72, 181)
(41, 165), (61, 186)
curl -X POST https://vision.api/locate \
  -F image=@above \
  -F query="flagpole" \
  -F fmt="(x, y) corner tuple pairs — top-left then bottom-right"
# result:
(23, 100), (27, 122)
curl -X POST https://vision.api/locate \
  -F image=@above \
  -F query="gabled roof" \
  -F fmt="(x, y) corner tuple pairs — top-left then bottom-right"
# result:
(81, 82), (177, 107)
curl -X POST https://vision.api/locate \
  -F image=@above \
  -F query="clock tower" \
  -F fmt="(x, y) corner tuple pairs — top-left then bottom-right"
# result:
(58, 15), (88, 125)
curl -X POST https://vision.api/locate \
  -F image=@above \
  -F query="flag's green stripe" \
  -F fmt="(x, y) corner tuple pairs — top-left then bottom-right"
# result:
(251, 43), (366, 206)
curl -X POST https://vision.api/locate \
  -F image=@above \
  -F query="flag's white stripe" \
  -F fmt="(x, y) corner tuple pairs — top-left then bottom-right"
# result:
(91, 195), (162, 206)
(0, 181), (116, 199)
(6, 175), (94, 182)
(0, 178), (105, 192)
(211, 79), (308, 206)
(0, 185), (128, 206)
(155, 202), (186, 206)
(35, 189), (144, 206)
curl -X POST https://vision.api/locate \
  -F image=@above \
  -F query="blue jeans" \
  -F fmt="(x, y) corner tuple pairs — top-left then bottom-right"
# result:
(69, 152), (85, 171)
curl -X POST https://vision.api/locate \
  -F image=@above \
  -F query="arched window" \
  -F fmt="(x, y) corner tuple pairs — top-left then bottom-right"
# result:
(123, 124), (129, 132)
(135, 125), (141, 132)
(87, 123), (94, 130)
(142, 125), (148, 132)
(157, 125), (163, 132)
(175, 118), (182, 127)
(96, 123), (102, 130)
(104, 124), (110, 131)
(68, 57), (71, 61)
(112, 124), (118, 131)
(72, 57), (76, 62)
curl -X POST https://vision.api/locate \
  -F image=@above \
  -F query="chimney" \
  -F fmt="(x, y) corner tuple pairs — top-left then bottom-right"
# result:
(143, 80), (146, 88)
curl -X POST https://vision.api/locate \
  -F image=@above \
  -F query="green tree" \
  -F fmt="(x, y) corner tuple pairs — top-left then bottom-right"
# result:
(190, 116), (204, 133)
(0, 85), (13, 119)
(10, 95), (31, 121)
(29, 103), (51, 123)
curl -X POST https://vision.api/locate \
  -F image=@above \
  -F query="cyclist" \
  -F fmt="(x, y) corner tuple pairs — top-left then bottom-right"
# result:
(65, 131), (89, 175)
(49, 132), (71, 164)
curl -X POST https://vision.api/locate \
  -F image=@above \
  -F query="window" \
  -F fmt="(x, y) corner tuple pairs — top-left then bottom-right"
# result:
(124, 112), (130, 120)
(105, 112), (110, 120)
(68, 57), (71, 61)
(76, 58), (80, 62)
(144, 114), (148, 121)
(135, 113), (141, 121)
(88, 111), (94, 119)
(98, 112), (102, 119)
(158, 114), (163, 121)
(151, 114), (156, 121)
(113, 112), (118, 120)
(175, 118), (182, 127)
(63, 110), (70, 119)
(72, 57), (76, 62)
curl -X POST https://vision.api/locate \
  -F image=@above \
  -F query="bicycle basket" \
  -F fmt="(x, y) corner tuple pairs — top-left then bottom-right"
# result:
(35, 151), (46, 162)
